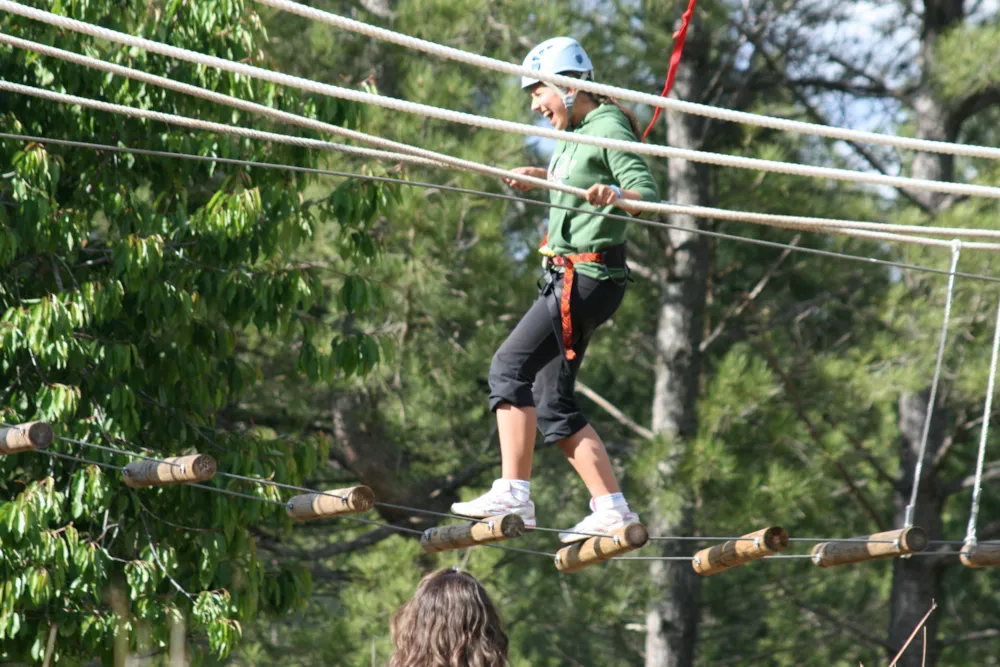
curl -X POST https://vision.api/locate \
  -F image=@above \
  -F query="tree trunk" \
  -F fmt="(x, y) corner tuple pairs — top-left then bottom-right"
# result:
(889, 392), (946, 667)
(885, 4), (964, 663)
(644, 19), (711, 667)
(910, 0), (964, 210)
(357, 0), (400, 98)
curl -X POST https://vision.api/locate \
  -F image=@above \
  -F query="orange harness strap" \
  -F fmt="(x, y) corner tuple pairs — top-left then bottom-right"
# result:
(549, 252), (603, 361)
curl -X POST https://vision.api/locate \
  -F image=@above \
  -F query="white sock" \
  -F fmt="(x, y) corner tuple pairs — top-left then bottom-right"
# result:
(592, 492), (629, 513)
(495, 478), (531, 502)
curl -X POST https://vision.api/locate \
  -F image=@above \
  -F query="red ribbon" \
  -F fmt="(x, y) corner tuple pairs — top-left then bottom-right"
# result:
(640, 0), (698, 142)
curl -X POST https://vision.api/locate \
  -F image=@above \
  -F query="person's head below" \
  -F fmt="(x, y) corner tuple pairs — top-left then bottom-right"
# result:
(390, 567), (509, 667)
(521, 36), (641, 139)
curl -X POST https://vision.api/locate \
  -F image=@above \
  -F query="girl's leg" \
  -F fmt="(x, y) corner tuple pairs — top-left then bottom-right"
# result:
(533, 273), (635, 541)
(450, 295), (560, 524)
(486, 292), (562, 480)
(557, 424), (620, 497)
(497, 404), (537, 481)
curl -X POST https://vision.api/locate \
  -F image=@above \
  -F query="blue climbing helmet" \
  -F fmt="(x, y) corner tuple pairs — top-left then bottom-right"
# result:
(520, 36), (594, 89)
(520, 37), (594, 117)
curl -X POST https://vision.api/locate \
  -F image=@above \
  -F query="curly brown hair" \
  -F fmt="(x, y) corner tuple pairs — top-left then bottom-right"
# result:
(389, 568), (509, 667)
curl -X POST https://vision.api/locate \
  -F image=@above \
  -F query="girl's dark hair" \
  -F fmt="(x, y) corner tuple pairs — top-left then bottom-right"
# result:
(390, 568), (509, 667)
(560, 71), (643, 140)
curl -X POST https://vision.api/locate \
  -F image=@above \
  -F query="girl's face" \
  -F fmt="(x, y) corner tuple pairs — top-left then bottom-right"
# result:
(529, 83), (571, 130)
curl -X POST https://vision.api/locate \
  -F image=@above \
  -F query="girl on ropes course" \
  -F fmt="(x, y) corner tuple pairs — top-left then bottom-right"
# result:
(390, 567), (508, 667)
(451, 37), (659, 543)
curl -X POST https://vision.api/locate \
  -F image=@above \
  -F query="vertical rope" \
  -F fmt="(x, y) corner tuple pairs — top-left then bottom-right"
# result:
(904, 240), (962, 527)
(965, 295), (1000, 544)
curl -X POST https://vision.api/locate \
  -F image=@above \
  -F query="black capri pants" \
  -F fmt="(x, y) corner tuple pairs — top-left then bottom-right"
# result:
(488, 258), (627, 444)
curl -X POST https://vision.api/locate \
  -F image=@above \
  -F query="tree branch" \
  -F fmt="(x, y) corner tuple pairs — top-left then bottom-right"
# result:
(262, 524), (401, 560)
(978, 519), (1000, 541)
(576, 381), (653, 441)
(752, 329), (888, 530)
(786, 77), (897, 98)
(940, 628), (1000, 647)
(772, 577), (896, 651)
(745, 31), (932, 215)
(428, 459), (495, 498)
(700, 235), (799, 354)
(945, 460), (1000, 496)
(949, 86), (1000, 132)
(626, 261), (656, 281)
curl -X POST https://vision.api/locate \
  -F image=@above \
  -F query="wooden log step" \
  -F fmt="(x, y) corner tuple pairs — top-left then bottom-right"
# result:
(122, 454), (217, 488)
(421, 514), (525, 554)
(286, 486), (375, 521)
(692, 526), (789, 576)
(0, 422), (54, 455)
(554, 522), (649, 574)
(960, 540), (1000, 568)
(811, 527), (927, 568)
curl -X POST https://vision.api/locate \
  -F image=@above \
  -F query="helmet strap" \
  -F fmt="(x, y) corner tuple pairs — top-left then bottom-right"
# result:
(562, 89), (579, 120)
(543, 82), (579, 123)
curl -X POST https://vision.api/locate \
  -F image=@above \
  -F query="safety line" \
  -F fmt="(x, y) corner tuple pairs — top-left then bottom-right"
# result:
(32, 448), (979, 560)
(19, 426), (983, 548)
(787, 537), (897, 544)
(30, 447), (557, 557)
(58, 435), (350, 501)
(5, 15), (1000, 202)
(0, 33), (1000, 249)
(905, 240), (961, 528)
(186, 482), (286, 507)
(33, 448), (124, 471)
(1, 83), (998, 251)
(965, 296), (1000, 544)
(5, 132), (1000, 284)
(54, 429), (956, 546)
(253, 0), (1000, 161)
(33, 430), (566, 543)
(5, 35), (1000, 245)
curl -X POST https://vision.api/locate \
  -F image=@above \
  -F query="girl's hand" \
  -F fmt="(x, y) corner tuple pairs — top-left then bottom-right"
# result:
(502, 167), (545, 191)
(585, 184), (620, 207)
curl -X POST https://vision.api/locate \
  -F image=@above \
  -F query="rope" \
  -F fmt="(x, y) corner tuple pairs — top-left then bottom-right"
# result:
(904, 240), (962, 528)
(4, 83), (1000, 250)
(787, 537), (898, 544)
(5, 422), (934, 547)
(964, 295), (1000, 545)
(253, 0), (1000, 162)
(26, 431), (962, 546)
(0, 33), (444, 169)
(18, 426), (999, 555)
(8, 36), (1000, 246)
(7, 132), (1000, 284)
(5, 32), (1000, 244)
(28, 445), (556, 556)
(186, 482), (287, 507)
(33, 448), (124, 471)
(6, 11), (1000, 202)
(613, 556), (695, 561)
(57, 435), (350, 501)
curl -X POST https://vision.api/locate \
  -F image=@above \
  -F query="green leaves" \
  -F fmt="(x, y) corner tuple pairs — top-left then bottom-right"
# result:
(1, 0), (396, 662)
(934, 23), (1000, 102)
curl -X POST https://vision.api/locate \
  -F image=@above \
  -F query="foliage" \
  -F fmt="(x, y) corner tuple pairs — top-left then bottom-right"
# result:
(0, 0), (391, 661)
(4, 0), (1000, 665)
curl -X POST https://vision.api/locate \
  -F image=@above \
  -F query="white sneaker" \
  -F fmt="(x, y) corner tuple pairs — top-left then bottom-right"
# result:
(558, 508), (640, 544)
(450, 480), (536, 529)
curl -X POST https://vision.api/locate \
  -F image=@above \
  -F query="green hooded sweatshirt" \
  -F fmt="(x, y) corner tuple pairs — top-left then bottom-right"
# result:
(543, 103), (660, 279)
